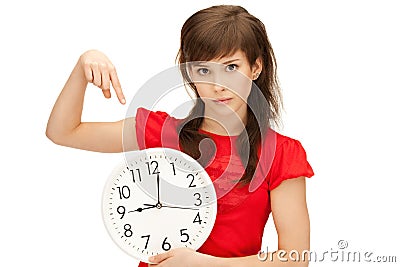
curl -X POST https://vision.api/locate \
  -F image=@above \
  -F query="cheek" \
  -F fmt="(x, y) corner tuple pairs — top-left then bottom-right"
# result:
(226, 77), (252, 101)
(194, 83), (211, 98)
(194, 75), (252, 101)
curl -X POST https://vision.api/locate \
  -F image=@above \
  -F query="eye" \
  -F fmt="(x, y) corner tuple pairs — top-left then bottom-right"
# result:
(197, 68), (209, 76)
(226, 64), (238, 72)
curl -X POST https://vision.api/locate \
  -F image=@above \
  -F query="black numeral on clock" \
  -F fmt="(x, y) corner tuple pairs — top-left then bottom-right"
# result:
(146, 161), (160, 175)
(193, 212), (203, 224)
(117, 186), (130, 199)
(170, 162), (176, 175)
(187, 174), (196, 188)
(141, 235), (150, 249)
(124, 224), (133, 237)
(130, 168), (141, 183)
(162, 237), (171, 251)
(194, 192), (202, 206)
(180, 229), (189, 242)
(117, 206), (125, 219)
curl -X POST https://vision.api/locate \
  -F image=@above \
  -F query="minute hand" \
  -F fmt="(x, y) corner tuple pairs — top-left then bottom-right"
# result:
(156, 173), (161, 206)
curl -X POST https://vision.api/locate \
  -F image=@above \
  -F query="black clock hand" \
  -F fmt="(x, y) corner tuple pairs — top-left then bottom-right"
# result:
(128, 204), (157, 213)
(162, 204), (199, 211)
(156, 173), (161, 208)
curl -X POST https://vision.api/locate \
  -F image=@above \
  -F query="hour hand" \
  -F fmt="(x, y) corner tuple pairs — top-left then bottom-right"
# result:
(128, 204), (157, 213)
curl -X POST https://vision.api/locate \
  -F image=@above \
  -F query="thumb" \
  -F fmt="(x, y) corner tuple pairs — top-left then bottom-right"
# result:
(148, 251), (173, 264)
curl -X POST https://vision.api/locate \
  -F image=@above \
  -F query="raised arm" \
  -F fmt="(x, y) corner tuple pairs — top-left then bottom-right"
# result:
(46, 50), (138, 153)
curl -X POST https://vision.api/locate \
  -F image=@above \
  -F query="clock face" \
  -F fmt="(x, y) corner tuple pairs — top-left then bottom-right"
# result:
(102, 147), (217, 263)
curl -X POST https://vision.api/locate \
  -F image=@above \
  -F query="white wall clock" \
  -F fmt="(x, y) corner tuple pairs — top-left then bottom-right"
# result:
(102, 147), (217, 263)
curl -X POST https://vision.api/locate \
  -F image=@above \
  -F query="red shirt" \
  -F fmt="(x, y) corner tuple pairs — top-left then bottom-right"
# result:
(135, 108), (314, 266)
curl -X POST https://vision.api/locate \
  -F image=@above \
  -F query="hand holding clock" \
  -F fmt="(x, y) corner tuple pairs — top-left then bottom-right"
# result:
(148, 247), (217, 267)
(102, 148), (217, 263)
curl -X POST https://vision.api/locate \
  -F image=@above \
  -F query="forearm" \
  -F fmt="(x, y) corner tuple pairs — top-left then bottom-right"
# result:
(206, 252), (309, 267)
(46, 60), (87, 141)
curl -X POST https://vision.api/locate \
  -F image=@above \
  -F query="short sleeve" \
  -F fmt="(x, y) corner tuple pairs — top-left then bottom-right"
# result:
(135, 107), (180, 150)
(268, 138), (314, 191)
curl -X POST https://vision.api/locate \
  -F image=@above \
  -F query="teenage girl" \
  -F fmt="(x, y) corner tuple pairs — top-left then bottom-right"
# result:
(46, 5), (314, 267)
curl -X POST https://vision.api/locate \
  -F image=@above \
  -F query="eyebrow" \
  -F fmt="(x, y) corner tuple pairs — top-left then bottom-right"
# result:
(191, 58), (240, 67)
(222, 58), (240, 65)
(191, 63), (208, 67)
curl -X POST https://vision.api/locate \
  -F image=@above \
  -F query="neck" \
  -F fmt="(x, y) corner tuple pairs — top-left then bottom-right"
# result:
(201, 107), (248, 136)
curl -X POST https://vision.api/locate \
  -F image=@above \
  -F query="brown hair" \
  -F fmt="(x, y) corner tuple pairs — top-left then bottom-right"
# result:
(177, 5), (282, 184)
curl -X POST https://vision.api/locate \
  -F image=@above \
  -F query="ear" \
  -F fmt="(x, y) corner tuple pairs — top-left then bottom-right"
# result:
(251, 57), (263, 80)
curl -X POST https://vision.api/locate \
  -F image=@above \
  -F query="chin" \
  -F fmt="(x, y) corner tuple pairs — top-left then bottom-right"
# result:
(206, 104), (240, 118)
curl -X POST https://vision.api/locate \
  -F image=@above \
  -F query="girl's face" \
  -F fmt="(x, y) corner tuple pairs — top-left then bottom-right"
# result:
(189, 50), (262, 121)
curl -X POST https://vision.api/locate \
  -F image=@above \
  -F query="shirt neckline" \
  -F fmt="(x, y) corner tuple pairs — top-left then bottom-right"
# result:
(199, 128), (240, 139)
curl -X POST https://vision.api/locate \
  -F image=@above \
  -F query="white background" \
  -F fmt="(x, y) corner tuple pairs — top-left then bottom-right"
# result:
(1, 0), (399, 266)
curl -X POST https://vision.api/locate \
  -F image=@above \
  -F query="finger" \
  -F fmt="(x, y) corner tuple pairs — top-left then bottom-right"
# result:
(148, 251), (173, 264)
(110, 68), (126, 104)
(102, 89), (111, 99)
(83, 62), (93, 82)
(100, 63), (110, 91)
(91, 62), (101, 87)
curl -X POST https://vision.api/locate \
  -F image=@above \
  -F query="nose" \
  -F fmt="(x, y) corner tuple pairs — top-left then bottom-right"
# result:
(213, 82), (225, 92)
(212, 72), (227, 92)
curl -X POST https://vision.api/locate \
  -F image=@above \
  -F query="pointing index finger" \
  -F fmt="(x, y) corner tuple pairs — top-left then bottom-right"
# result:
(110, 69), (126, 104)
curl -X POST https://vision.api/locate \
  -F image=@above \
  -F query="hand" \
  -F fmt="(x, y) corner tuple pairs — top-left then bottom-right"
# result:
(79, 49), (125, 104)
(148, 247), (212, 267)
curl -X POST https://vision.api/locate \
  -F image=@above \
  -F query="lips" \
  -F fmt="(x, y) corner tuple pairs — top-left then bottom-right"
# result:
(213, 97), (233, 104)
